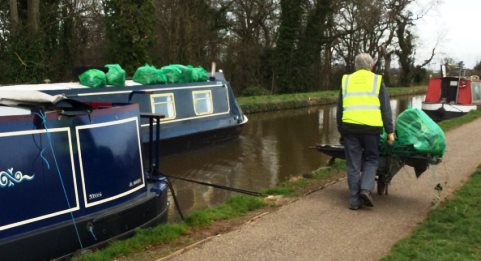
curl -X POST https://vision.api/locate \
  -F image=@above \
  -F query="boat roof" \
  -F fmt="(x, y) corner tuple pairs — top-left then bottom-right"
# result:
(0, 72), (227, 92)
(0, 80), (142, 91)
(431, 75), (480, 82)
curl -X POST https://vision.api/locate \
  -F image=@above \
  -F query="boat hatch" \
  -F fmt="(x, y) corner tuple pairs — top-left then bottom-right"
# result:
(441, 77), (460, 103)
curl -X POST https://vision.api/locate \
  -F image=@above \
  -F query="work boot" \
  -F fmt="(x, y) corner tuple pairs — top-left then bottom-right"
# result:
(349, 205), (361, 210)
(360, 191), (374, 207)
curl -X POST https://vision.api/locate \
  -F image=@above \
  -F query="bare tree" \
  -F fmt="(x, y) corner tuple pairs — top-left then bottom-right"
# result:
(224, 0), (279, 92)
(333, 0), (392, 72)
(154, 0), (225, 67)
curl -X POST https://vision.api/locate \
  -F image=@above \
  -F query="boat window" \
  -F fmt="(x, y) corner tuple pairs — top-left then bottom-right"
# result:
(472, 82), (481, 102)
(193, 90), (213, 115)
(151, 93), (176, 120)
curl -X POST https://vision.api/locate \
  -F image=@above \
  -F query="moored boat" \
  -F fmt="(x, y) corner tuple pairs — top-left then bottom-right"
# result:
(0, 91), (169, 260)
(0, 71), (248, 156)
(421, 75), (481, 121)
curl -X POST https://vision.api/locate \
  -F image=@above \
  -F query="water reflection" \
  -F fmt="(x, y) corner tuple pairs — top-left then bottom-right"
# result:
(162, 95), (424, 219)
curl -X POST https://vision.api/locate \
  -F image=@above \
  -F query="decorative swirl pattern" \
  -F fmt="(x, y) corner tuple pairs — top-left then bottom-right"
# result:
(0, 168), (35, 188)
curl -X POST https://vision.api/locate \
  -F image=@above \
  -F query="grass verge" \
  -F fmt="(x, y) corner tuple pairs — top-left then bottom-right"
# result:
(382, 166), (481, 260)
(262, 160), (346, 196)
(75, 195), (265, 260)
(437, 109), (481, 131)
(238, 86), (426, 114)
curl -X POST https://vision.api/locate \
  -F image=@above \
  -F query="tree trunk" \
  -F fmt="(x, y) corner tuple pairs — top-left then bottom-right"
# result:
(9, 0), (19, 33)
(27, 0), (40, 33)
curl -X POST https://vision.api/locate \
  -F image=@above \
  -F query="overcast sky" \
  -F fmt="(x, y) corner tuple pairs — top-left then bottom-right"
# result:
(415, 0), (481, 69)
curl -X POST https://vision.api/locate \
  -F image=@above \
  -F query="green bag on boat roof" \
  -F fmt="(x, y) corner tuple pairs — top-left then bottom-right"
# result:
(158, 64), (209, 83)
(133, 64), (162, 85)
(380, 107), (446, 158)
(158, 65), (183, 83)
(191, 66), (209, 82)
(79, 69), (106, 88)
(105, 64), (126, 86)
(177, 65), (195, 83)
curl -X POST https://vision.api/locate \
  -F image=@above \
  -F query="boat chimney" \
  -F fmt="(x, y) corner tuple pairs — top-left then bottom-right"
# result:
(210, 62), (216, 81)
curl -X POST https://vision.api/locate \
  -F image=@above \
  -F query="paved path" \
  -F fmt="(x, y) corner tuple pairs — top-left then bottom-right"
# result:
(164, 118), (481, 261)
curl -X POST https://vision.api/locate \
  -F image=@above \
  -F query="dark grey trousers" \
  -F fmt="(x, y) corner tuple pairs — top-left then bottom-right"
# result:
(343, 133), (380, 207)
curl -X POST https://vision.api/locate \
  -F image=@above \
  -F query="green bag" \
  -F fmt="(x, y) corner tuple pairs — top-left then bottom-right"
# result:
(158, 65), (183, 83)
(191, 66), (209, 82)
(79, 69), (106, 88)
(380, 107), (446, 158)
(105, 64), (126, 86)
(158, 64), (209, 83)
(133, 64), (162, 85)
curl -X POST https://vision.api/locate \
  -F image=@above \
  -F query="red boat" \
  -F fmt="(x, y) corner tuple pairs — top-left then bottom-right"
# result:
(422, 75), (481, 121)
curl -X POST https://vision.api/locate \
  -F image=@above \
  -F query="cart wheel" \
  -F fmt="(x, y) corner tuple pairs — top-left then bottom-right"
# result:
(377, 180), (388, 195)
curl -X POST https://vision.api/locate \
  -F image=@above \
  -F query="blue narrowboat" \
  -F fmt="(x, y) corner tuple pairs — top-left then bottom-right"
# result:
(1, 71), (248, 155)
(0, 91), (169, 260)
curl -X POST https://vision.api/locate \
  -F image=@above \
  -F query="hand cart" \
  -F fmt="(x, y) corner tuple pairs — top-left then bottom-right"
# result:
(313, 144), (441, 195)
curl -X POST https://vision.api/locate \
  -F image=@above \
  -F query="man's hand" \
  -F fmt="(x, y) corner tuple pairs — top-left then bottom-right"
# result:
(387, 133), (395, 145)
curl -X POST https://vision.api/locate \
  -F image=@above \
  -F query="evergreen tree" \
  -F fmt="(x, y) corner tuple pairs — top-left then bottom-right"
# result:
(104, 0), (156, 75)
(2, 0), (47, 84)
(293, 0), (333, 92)
(273, 0), (303, 93)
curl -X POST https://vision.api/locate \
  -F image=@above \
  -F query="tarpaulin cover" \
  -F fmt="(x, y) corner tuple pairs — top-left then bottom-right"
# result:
(380, 107), (446, 158)
(133, 64), (162, 85)
(105, 64), (126, 86)
(79, 69), (107, 88)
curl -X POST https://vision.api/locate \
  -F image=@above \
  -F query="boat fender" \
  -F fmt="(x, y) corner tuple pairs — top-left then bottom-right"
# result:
(147, 176), (168, 196)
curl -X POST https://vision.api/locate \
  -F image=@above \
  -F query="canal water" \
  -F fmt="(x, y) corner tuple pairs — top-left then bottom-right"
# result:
(161, 95), (425, 218)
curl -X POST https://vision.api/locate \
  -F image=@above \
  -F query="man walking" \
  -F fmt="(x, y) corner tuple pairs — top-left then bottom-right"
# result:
(336, 53), (395, 210)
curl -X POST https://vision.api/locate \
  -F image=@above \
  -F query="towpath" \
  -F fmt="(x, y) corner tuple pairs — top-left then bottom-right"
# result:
(162, 117), (481, 261)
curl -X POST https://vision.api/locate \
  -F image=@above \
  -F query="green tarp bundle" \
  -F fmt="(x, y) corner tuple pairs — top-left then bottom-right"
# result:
(105, 64), (126, 86)
(133, 64), (162, 85)
(79, 69), (106, 88)
(158, 64), (209, 83)
(158, 64), (182, 83)
(132, 64), (208, 85)
(380, 107), (446, 158)
(79, 63), (210, 86)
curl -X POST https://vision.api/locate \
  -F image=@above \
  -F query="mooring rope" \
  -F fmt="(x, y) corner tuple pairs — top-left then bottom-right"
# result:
(160, 172), (263, 197)
(39, 148), (51, 170)
(165, 177), (185, 221)
(35, 111), (84, 248)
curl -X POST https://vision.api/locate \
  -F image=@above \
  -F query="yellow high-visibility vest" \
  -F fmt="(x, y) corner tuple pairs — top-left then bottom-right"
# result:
(341, 70), (383, 127)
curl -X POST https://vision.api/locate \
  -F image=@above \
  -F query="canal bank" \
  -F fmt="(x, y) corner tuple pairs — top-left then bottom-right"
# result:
(156, 116), (481, 260)
(238, 86), (426, 114)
